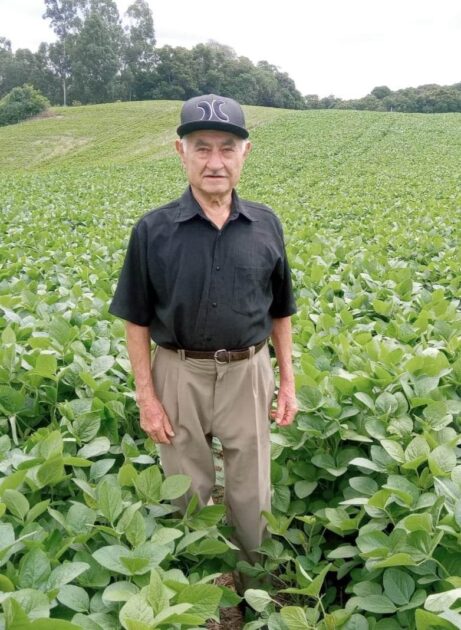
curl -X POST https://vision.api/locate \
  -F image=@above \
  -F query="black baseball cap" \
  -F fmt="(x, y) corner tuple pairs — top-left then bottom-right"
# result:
(177, 94), (249, 139)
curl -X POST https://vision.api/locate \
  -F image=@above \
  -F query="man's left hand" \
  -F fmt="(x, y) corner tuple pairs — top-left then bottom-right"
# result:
(271, 383), (298, 426)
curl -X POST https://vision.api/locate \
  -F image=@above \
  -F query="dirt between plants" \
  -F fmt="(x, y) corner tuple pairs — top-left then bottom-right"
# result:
(207, 573), (244, 630)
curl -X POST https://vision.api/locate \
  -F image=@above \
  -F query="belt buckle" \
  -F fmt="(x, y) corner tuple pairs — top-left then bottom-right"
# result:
(214, 348), (230, 364)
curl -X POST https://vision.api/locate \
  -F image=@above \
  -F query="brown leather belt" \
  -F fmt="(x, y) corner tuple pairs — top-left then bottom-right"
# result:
(163, 340), (267, 364)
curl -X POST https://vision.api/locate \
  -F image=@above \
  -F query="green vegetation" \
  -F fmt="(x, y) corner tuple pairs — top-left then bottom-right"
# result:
(0, 84), (49, 127)
(306, 82), (461, 114)
(1, 102), (461, 628)
(0, 0), (304, 109)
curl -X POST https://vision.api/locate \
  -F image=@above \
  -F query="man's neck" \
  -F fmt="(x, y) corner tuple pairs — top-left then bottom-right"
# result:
(191, 187), (233, 229)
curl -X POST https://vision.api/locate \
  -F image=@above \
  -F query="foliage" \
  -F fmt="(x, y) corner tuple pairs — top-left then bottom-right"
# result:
(0, 1), (305, 108)
(306, 82), (461, 113)
(1, 103), (461, 627)
(0, 84), (50, 127)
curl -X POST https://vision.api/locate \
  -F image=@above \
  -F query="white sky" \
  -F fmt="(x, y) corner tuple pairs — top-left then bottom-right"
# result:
(0, 0), (460, 99)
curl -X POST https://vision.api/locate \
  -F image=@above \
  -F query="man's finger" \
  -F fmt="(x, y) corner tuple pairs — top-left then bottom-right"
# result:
(163, 416), (175, 437)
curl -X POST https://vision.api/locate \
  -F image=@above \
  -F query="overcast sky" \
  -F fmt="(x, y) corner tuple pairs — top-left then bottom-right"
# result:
(0, 0), (460, 99)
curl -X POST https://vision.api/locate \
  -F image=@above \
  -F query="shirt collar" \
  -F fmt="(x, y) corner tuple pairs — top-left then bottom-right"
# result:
(174, 187), (257, 223)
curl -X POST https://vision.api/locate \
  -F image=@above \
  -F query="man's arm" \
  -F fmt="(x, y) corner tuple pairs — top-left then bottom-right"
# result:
(270, 316), (298, 426)
(125, 321), (175, 444)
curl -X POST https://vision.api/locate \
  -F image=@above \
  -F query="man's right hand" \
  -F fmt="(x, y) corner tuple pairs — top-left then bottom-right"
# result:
(137, 397), (175, 444)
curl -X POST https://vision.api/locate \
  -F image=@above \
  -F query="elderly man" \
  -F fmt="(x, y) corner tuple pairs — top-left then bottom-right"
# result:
(109, 94), (297, 587)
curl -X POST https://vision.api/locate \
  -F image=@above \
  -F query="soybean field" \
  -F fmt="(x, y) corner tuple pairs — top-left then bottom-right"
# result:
(1, 101), (461, 629)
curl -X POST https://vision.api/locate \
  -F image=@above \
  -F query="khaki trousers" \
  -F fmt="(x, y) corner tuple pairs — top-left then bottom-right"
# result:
(152, 344), (275, 567)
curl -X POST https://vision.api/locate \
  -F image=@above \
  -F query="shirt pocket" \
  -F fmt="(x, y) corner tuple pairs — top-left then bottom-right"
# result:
(232, 266), (270, 316)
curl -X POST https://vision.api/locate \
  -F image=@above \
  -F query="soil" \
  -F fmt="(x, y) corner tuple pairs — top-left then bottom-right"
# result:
(207, 573), (244, 630)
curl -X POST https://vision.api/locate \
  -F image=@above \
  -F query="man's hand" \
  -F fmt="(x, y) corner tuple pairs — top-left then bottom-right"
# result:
(271, 383), (298, 426)
(138, 397), (175, 444)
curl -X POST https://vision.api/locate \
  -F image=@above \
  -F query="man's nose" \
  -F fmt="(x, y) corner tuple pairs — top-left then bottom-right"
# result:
(206, 149), (224, 170)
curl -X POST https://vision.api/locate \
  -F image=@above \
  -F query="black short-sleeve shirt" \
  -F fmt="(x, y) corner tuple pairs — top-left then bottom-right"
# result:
(109, 187), (296, 350)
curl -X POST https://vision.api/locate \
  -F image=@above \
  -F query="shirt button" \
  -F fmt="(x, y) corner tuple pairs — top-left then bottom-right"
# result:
(212, 302), (217, 307)
(216, 265), (221, 271)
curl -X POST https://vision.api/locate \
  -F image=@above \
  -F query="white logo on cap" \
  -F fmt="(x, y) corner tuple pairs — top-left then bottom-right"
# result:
(197, 99), (230, 122)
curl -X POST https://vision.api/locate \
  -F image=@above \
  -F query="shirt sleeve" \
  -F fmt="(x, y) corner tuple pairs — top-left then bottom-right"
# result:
(269, 246), (297, 318)
(108, 223), (155, 326)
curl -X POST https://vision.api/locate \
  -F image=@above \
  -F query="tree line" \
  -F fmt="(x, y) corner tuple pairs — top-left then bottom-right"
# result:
(306, 83), (461, 114)
(0, 0), (304, 109)
(0, 0), (459, 113)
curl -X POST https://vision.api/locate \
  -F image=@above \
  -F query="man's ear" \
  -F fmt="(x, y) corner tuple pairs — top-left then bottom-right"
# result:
(175, 138), (184, 160)
(243, 141), (252, 159)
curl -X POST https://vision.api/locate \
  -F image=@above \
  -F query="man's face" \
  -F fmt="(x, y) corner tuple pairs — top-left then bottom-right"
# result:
(176, 130), (251, 198)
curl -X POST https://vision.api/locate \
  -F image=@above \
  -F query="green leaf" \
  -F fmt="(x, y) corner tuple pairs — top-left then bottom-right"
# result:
(160, 474), (191, 500)
(125, 510), (146, 547)
(145, 569), (169, 615)
(151, 603), (198, 626)
(425, 588), (461, 612)
(376, 392), (399, 415)
(3, 489), (29, 521)
(280, 606), (311, 629)
(66, 503), (97, 535)
(0, 385), (25, 414)
(327, 545), (358, 559)
(429, 445), (457, 476)
(3, 588), (50, 620)
(14, 621), (82, 630)
(78, 437), (111, 458)
(294, 480), (318, 498)
(383, 568), (415, 605)
(89, 458), (116, 481)
(73, 416), (101, 444)
(34, 352), (57, 378)
(188, 539), (229, 556)
(37, 455), (65, 487)
(102, 581), (139, 603)
(304, 563), (332, 597)
(18, 549), (51, 589)
(135, 465), (162, 503)
(297, 385), (323, 410)
(49, 316), (74, 346)
(119, 594), (155, 630)
(341, 614), (369, 630)
(416, 609), (458, 629)
(353, 594), (397, 613)
(244, 589), (273, 613)
(176, 583), (222, 619)
(57, 584), (90, 612)
(374, 553), (417, 568)
(93, 543), (169, 576)
(383, 475), (420, 506)
(89, 355), (115, 378)
(47, 562), (91, 590)
(151, 527), (183, 546)
(97, 478), (123, 523)
(188, 504), (226, 529)
(349, 476), (378, 496)
(402, 513), (433, 533)
(381, 439), (405, 463)
(423, 401), (453, 429)
(26, 499), (50, 524)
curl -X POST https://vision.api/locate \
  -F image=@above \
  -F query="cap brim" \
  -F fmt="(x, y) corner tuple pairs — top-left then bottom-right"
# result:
(177, 120), (249, 139)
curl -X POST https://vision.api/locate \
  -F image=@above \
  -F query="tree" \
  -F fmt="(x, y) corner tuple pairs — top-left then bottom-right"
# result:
(42, 0), (83, 105)
(71, 9), (122, 103)
(148, 46), (197, 100)
(371, 85), (391, 99)
(0, 84), (49, 126)
(123, 0), (156, 100)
